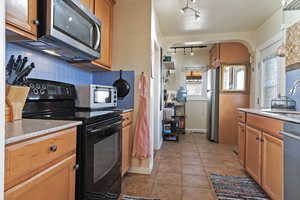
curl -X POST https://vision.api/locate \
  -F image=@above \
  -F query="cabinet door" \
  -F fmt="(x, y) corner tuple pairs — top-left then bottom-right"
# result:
(245, 126), (262, 184)
(80, 0), (94, 11)
(6, 0), (38, 39)
(238, 123), (246, 166)
(94, 0), (113, 68)
(261, 133), (283, 200)
(122, 125), (131, 176)
(5, 155), (76, 200)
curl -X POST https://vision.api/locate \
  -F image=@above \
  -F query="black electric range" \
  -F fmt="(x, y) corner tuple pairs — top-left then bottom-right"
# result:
(22, 79), (122, 200)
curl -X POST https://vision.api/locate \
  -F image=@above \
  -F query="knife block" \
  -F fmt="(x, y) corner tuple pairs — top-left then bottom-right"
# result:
(6, 85), (30, 122)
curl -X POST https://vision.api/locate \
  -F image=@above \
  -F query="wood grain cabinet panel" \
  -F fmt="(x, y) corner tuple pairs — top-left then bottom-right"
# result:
(247, 113), (283, 138)
(261, 133), (283, 200)
(94, 0), (113, 68)
(5, 128), (77, 190)
(80, 0), (94, 11)
(121, 112), (133, 176)
(245, 126), (262, 184)
(5, 155), (76, 200)
(238, 122), (246, 166)
(6, 0), (38, 40)
(122, 125), (131, 176)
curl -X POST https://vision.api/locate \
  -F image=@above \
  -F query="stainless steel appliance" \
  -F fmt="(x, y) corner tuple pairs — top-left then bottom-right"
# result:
(18, 0), (101, 62)
(75, 85), (117, 109)
(22, 79), (122, 200)
(280, 122), (300, 200)
(206, 68), (220, 142)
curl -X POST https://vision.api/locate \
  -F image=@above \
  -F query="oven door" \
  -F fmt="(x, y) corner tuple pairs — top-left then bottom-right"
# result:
(84, 119), (122, 199)
(47, 0), (101, 58)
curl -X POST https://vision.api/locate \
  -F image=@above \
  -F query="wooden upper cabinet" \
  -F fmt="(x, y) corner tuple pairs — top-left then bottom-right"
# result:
(80, 0), (94, 11)
(6, 0), (38, 40)
(238, 122), (246, 167)
(245, 126), (262, 184)
(5, 155), (76, 200)
(219, 43), (250, 63)
(261, 133), (283, 200)
(94, 0), (113, 68)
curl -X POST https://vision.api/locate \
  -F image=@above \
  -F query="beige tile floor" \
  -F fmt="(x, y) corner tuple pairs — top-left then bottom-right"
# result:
(122, 133), (247, 200)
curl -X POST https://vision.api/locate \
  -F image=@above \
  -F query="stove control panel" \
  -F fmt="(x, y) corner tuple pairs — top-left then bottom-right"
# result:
(25, 79), (76, 100)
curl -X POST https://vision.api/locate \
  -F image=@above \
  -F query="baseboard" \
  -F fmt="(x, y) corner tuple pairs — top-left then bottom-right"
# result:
(185, 128), (207, 133)
(128, 166), (153, 175)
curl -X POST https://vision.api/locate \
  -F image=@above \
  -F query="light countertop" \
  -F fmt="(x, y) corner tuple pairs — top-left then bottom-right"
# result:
(120, 108), (133, 113)
(5, 119), (82, 145)
(238, 108), (300, 124)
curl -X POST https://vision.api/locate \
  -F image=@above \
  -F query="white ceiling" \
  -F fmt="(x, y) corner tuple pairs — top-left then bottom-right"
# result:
(154, 0), (282, 37)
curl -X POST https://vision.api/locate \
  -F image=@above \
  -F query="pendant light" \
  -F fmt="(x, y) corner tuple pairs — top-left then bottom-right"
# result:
(181, 0), (201, 21)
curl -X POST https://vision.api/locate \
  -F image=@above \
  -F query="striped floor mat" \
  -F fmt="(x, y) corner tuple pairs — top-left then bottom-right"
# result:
(121, 195), (160, 200)
(209, 174), (270, 200)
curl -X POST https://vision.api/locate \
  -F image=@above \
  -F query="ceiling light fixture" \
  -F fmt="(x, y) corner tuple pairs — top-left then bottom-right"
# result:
(190, 48), (194, 56)
(181, 0), (201, 21)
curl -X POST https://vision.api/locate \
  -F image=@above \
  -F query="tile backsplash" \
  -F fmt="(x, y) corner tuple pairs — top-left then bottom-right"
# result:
(286, 69), (300, 110)
(6, 43), (93, 85)
(6, 43), (135, 109)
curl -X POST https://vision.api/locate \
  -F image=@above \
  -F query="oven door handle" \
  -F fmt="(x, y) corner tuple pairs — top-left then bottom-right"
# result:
(88, 121), (122, 134)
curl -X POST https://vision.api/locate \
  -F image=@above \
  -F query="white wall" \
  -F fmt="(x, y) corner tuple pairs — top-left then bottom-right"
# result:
(0, 0), (5, 199)
(151, 2), (163, 151)
(112, 0), (153, 173)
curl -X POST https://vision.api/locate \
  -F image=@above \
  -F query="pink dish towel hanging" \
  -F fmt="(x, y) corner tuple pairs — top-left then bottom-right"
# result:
(132, 73), (150, 159)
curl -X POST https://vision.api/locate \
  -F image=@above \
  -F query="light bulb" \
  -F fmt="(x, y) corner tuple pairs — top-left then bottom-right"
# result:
(181, 7), (188, 14)
(195, 13), (200, 21)
(190, 52), (194, 56)
(191, 0), (196, 3)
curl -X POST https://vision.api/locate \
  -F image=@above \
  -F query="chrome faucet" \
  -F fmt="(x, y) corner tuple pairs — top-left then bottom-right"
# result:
(289, 80), (300, 96)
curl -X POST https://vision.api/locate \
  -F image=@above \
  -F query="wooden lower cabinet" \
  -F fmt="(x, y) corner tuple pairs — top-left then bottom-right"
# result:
(238, 122), (246, 166)
(122, 125), (131, 176)
(245, 126), (262, 184)
(121, 111), (133, 176)
(5, 155), (76, 200)
(261, 133), (283, 200)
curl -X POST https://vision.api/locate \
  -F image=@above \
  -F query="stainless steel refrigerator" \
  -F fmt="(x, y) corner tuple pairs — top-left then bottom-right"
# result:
(206, 68), (220, 142)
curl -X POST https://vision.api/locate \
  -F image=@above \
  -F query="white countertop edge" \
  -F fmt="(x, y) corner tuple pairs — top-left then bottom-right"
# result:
(238, 108), (300, 124)
(122, 108), (134, 113)
(5, 121), (82, 145)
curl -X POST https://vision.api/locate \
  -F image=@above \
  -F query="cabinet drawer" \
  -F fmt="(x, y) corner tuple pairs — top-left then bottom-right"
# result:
(5, 155), (76, 200)
(122, 112), (133, 127)
(247, 114), (283, 139)
(5, 127), (77, 190)
(237, 111), (246, 123)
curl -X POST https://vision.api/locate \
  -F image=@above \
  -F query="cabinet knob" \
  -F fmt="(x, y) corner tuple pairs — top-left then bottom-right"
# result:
(256, 137), (260, 141)
(74, 164), (80, 171)
(261, 139), (264, 142)
(33, 20), (40, 25)
(50, 145), (58, 152)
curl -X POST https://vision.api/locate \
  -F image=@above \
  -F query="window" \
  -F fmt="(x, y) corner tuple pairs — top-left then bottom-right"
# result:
(185, 69), (207, 99)
(258, 36), (285, 109)
(221, 64), (246, 92)
(261, 55), (281, 108)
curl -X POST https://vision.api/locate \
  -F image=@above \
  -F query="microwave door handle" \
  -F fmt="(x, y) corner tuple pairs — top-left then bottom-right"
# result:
(93, 23), (101, 50)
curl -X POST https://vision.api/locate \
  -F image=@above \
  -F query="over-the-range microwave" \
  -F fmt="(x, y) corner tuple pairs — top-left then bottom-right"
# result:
(16, 0), (101, 62)
(75, 85), (118, 109)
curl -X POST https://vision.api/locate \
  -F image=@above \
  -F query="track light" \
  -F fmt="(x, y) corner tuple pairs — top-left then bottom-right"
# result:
(190, 48), (194, 56)
(195, 13), (200, 21)
(180, 6), (189, 14)
(181, 0), (201, 21)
